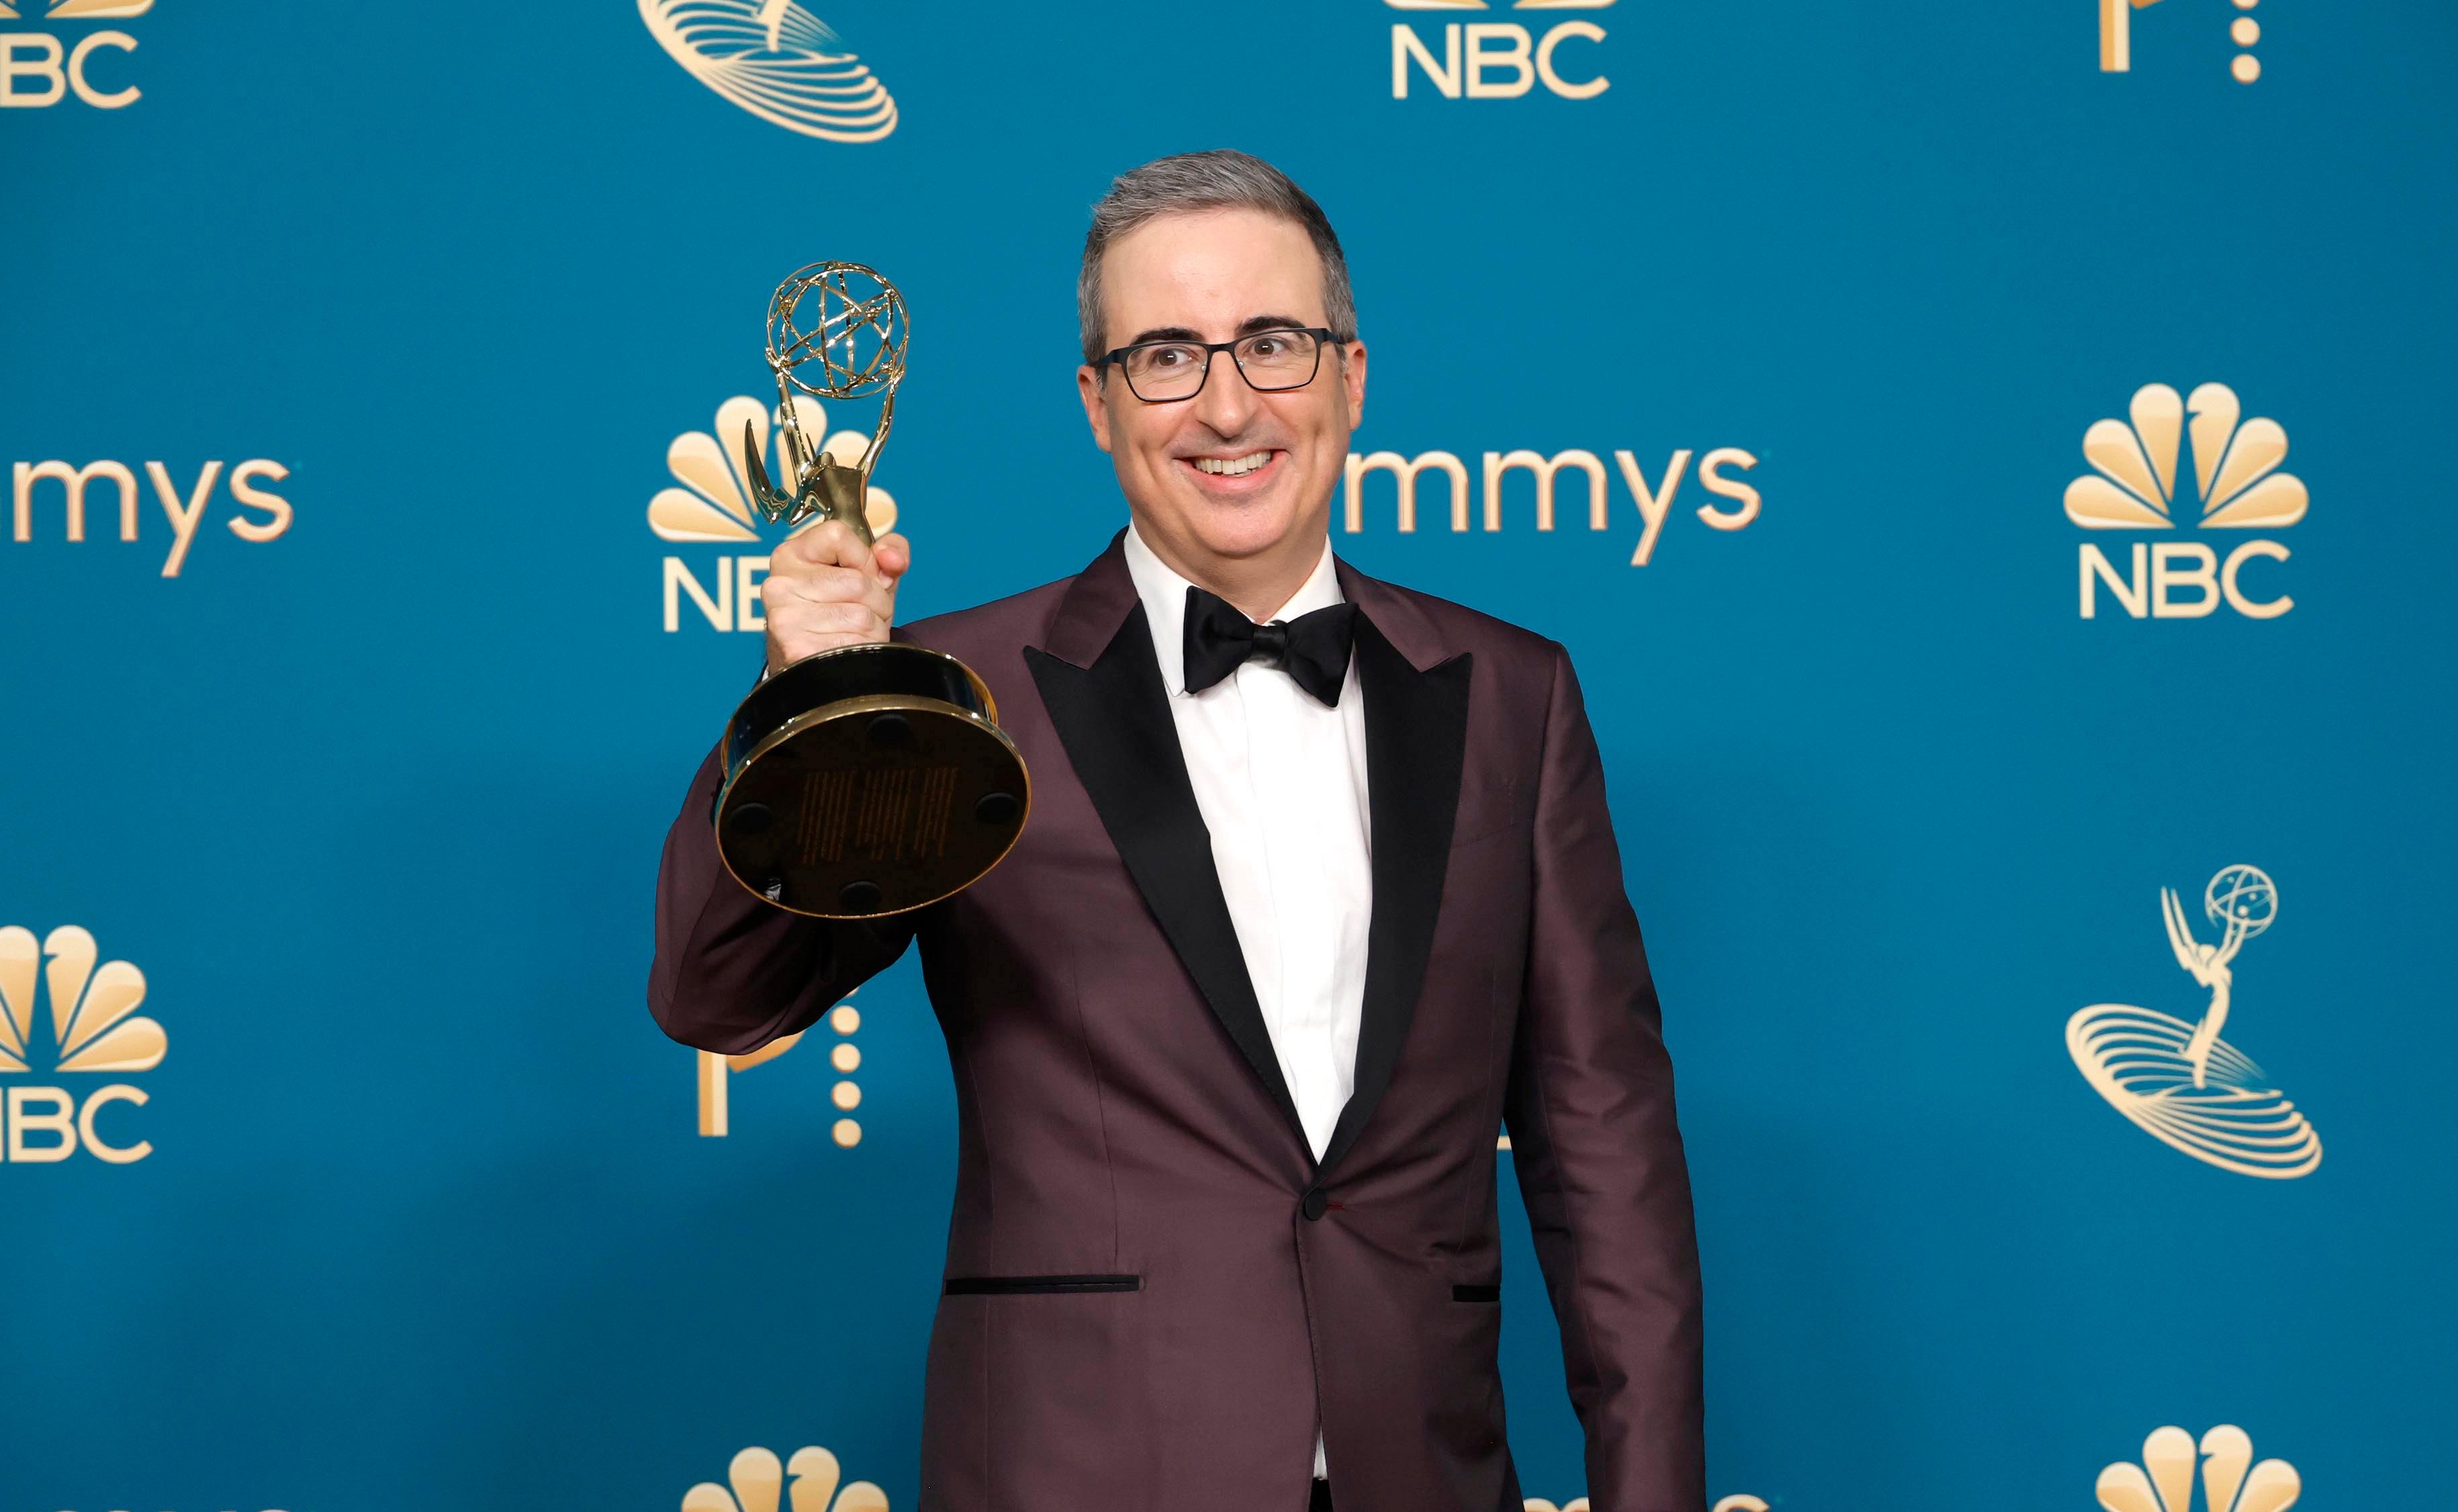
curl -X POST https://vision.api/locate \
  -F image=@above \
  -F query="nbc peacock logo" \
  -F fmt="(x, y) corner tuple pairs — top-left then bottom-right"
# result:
(639, 0), (897, 142)
(0, 0), (150, 109)
(0, 925), (165, 1164)
(1384, 0), (1615, 101)
(2066, 382), (2306, 620)
(649, 394), (898, 634)
(684, 1446), (887, 1512)
(0, 0), (151, 15)
(2095, 1424), (2302, 1512)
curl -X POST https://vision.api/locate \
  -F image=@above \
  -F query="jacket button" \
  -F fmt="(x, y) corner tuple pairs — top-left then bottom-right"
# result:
(1300, 1188), (1330, 1221)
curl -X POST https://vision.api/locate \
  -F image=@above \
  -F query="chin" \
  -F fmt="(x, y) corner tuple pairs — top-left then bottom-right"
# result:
(1187, 504), (1304, 561)
(1171, 482), (1324, 559)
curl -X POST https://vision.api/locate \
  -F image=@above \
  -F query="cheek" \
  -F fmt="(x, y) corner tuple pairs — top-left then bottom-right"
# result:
(1288, 395), (1352, 463)
(1120, 409), (1184, 467)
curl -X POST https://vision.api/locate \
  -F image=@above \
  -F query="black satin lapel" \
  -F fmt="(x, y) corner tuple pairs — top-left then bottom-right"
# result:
(1024, 608), (1312, 1159)
(1319, 619), (1473, 1178)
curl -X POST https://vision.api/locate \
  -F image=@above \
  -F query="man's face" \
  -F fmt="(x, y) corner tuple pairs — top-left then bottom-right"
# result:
(1077, 207), (1367, 573)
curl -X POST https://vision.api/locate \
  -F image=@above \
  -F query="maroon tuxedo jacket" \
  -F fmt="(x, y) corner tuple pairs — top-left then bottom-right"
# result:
(650, 530), (1704, 1512)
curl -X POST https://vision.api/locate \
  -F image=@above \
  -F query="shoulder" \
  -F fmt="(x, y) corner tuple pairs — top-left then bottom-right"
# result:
(1349, 569), (1568, 683)
(893, 573), (1077, 660)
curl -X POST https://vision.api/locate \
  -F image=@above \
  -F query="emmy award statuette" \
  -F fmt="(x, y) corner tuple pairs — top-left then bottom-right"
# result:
(714, 262), (1030, 918)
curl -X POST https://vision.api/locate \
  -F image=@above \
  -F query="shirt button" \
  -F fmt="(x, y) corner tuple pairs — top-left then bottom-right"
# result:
(1300, 1188), (1330, 1221)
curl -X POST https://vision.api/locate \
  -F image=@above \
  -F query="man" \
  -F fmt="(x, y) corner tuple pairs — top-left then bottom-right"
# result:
(650, 150), (1703, 1512)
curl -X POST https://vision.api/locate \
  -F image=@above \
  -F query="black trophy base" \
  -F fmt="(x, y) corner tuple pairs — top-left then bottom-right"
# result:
(715, 643), (1029, 918)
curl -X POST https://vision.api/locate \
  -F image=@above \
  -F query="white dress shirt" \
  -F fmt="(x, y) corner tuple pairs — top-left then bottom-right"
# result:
(1121, 521), (1371, 1482)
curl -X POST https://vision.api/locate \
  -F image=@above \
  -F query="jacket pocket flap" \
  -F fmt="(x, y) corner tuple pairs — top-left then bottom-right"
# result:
(944, 1274), (1142, 1296)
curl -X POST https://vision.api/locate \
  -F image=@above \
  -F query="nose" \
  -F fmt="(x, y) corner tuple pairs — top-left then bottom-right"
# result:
(1189, 349), (1263, 438)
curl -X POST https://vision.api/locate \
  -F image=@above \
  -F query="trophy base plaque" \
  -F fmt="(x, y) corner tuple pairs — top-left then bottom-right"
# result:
(717, 643), (1029, 918)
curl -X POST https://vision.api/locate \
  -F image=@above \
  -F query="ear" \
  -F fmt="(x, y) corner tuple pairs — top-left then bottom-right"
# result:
(1339, 338), (1367, 430)
(1077, 364), (1114, 454)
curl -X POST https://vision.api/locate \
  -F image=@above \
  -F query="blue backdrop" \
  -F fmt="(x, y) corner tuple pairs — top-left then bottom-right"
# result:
(5, 1), (2451, 1508)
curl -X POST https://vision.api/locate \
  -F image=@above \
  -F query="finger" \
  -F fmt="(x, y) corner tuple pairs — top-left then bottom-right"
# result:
(766, 561), (897, 631)
(775, 517), (876, 574)
(870, 531), (911, 582)
(764, 559), (877, 609)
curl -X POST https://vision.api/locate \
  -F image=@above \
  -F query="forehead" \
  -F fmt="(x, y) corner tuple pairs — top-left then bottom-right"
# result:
(1099, 207), (1326, 343)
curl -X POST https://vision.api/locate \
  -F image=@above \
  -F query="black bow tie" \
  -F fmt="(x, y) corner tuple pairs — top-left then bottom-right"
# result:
(1181, 585), (1359, 706)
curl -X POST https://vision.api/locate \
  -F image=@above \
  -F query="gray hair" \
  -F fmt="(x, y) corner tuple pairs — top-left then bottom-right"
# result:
(1078, 149), (1357, 367)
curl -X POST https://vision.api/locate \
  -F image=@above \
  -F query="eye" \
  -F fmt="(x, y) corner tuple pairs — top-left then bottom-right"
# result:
(1134, 343), (1201, 372)
(1240, 330), (1319, 366)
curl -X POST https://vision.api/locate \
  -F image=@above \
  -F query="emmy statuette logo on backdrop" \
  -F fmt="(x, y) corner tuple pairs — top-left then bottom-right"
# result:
(2095, 1425), (2302, 1512)
(686, 1446), (887, 1512)
(650, 394), (897, 632)
(2101, 0), (2267, 85)
(1345, 440), (1760, 566)
(639, 0), (897, 140)
(2066, 383), (2305, 619)
(696, 994), (866, 1148)
(2067, 865), (2322, 1179)
(1386, 0), (1613, 101)
(0, 0), (146, 109)
(0, 925), (165, 1164)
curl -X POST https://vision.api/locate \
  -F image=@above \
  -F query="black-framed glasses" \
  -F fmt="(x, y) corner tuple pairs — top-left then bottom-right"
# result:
(1092, 326), (1342, 403)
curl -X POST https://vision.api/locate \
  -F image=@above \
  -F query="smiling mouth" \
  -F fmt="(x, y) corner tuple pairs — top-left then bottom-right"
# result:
(1189, 451), (1273, 477)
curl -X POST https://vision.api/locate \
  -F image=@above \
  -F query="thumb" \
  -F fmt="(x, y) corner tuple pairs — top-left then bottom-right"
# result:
(872, 531), (912, 583)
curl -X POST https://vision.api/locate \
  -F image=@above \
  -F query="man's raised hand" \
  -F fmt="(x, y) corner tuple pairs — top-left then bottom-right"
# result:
(762, 520), (911, 674)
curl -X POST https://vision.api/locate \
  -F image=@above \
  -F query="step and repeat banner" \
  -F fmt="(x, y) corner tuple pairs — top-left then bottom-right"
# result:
(4, 1), (2451, 1509)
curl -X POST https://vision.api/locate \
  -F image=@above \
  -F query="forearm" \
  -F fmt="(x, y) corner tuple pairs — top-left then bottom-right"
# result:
(647, 739), (915, 1053)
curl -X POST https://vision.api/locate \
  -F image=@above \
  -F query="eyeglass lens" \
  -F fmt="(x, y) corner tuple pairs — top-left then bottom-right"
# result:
(1124, 329), (1322, 401)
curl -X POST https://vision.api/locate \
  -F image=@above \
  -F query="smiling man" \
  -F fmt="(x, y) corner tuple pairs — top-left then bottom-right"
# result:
(650, 150), (1704, 1512)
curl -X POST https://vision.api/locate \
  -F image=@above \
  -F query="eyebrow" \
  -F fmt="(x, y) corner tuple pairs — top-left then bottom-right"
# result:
(1121, 314), (1318, 347)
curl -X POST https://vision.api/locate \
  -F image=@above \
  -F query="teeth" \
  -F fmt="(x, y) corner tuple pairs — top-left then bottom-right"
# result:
(1193, 451), (1270, 477)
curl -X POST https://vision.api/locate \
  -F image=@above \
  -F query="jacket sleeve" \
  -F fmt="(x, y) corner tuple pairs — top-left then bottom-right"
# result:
(1502, 642), (1706, 1512)
(647, 737), (918, 1054)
